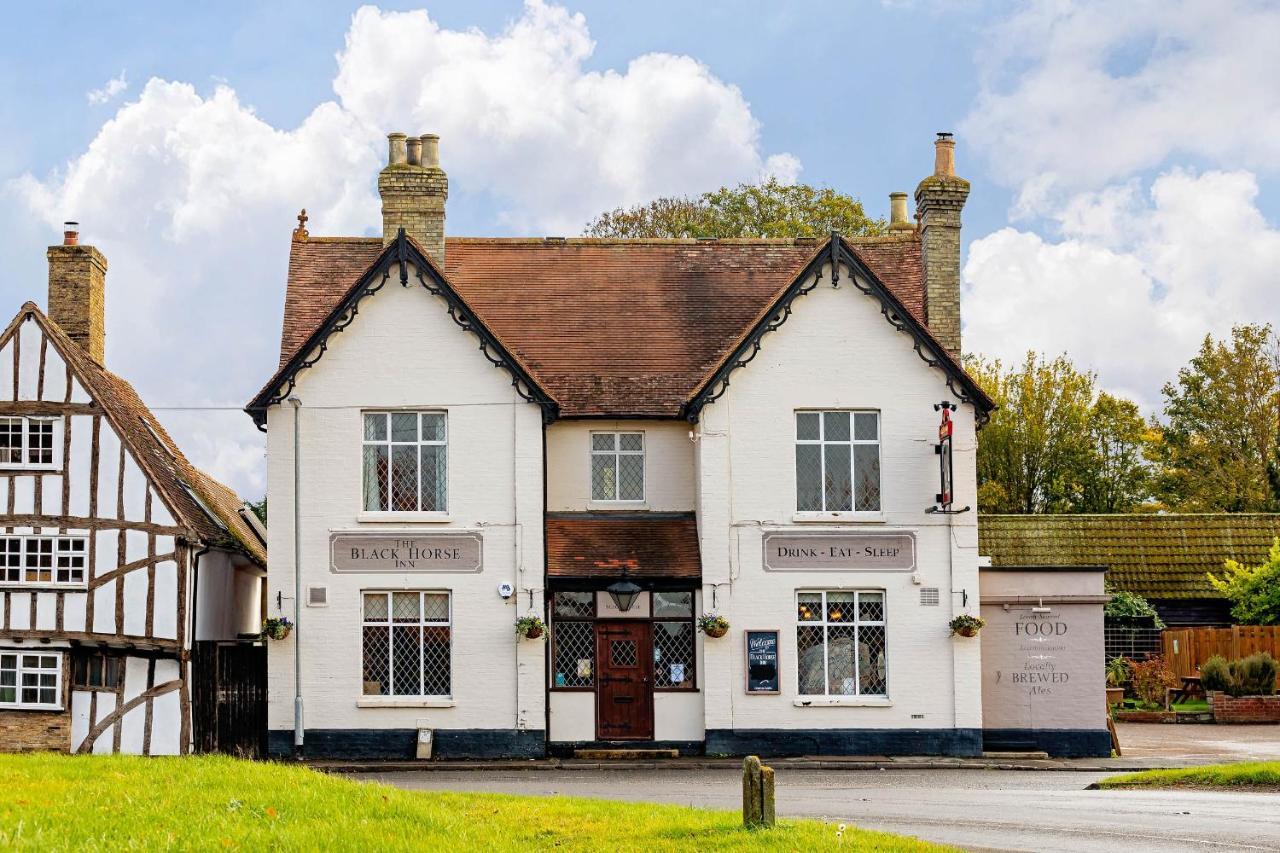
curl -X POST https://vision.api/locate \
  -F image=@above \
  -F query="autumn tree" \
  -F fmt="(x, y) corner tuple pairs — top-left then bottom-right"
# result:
(1154, 325), (1280, 512)
(584, 178), (885, 239)
(968, 353), (1153, 514)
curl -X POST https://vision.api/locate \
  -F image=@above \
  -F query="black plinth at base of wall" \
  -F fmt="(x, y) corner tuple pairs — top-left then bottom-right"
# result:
(982, 728), (1112, 758)
(267, 728), (546, 760)
(704, 728), (984, 758)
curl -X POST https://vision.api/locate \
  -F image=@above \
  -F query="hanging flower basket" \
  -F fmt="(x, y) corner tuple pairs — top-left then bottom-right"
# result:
(949, 614), (985, 638)
(262, 617), (293, 641)
(697, 613), (729, 639)
(515, 615), (546, 640)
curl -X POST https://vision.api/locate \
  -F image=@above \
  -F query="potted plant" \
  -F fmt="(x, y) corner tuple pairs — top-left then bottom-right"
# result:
(1105, 657), (1130, 707)
(262, 616), (293, 641)
(697, 613), (729, 639)
(515, 614), (545, 640)
(948, 614), (985, 638)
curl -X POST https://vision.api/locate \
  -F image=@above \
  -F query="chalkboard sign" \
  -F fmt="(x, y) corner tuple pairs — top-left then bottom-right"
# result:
(745, 630), (780, 694)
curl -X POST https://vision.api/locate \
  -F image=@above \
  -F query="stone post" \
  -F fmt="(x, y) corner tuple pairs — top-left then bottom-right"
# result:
(742, 755), (776, 828)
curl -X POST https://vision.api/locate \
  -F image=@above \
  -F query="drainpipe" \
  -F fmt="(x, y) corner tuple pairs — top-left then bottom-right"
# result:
(288, 396), (304, 755)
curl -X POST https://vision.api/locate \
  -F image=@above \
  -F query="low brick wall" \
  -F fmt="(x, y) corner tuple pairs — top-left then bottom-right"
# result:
(1209, 692), (1280, 724)
(0, 710), (72, 751)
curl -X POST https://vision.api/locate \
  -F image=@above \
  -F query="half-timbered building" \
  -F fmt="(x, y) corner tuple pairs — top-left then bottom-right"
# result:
(0, 229), (266, 754)
(248, 132), (1108, 760)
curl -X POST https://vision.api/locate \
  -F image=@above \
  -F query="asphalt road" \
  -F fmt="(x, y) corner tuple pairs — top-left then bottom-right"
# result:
(357, 767), (1280, 852)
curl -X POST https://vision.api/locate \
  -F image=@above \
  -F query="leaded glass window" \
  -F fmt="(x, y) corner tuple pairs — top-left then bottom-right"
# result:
(796, 590), (887, 697)
(590, 432), (644, 502)
(361, 591), (451, 697)
(795, 411), (880, 512)
(362, 412), (447, 512)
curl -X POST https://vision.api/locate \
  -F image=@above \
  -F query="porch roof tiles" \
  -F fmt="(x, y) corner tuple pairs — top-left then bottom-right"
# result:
(546, 512), (701, 581)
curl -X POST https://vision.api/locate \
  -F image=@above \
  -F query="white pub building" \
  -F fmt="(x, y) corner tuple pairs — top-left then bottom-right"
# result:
(249, 132), (1094, 760)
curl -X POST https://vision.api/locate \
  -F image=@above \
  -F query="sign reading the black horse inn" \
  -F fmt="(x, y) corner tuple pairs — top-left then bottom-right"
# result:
(330, 531), (483, 573)
(762, 532), (916, 571)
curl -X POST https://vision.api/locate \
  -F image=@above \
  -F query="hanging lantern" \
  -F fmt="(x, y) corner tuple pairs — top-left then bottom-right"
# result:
(606, 577), (643, 612)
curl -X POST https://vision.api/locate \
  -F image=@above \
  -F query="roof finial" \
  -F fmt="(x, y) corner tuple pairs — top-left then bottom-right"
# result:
(293, 208), (309, 241)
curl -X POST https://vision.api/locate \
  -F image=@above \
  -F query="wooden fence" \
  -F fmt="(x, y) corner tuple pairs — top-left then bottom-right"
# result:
(1161, 626), (1280, 682)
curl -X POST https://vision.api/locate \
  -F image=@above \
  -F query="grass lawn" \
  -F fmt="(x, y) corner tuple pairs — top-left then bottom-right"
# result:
(0, 754), (953, 851)
(1098, 762), (1280, 791)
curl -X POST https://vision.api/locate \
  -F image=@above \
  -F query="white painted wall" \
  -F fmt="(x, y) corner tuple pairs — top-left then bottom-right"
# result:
(696, 261), (983, 734)
(265, 263), (546, 738)
(546, 420), (695, 511)
(195, 550), (263, 641)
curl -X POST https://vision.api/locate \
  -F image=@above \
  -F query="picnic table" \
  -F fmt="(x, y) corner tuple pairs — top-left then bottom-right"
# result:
(1167, 676), (1203, 706)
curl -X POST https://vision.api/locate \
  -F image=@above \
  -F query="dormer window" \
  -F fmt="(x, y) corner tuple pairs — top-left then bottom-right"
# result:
(590, 432), (645, 503)
(0, 416), (60, 470)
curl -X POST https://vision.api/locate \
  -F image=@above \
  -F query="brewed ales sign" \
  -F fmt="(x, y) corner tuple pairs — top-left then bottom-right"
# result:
(330, 531), (482, 573)
(762, 532), (915, 571)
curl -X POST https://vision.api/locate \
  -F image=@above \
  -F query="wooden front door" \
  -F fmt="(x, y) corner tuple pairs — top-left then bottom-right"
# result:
(595, 621), (653, 741)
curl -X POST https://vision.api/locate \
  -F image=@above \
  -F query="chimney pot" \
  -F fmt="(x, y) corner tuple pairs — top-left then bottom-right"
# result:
(63, 222), (79, 246)
(888, 192), (913, 231)
(934, 132), (956, 177)
(387, 132), (408, 166)
(421, 134), (440, 169)
(406, 136), (422, 166)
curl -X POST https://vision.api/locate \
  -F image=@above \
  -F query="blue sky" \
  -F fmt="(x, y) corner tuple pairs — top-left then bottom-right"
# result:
(2, 1), (1279, 495)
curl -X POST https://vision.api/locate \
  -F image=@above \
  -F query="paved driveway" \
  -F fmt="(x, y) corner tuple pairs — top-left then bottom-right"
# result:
(358, 767), (1280, 852)
(1116, 722), (1280, 763)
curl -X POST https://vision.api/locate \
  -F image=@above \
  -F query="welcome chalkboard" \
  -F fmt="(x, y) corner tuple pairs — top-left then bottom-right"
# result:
(745, 630), (780, 694)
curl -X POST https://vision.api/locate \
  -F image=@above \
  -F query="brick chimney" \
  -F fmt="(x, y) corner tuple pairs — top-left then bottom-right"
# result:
(914, 132), (970, 358)
(47, 222), (107, 363)
(378, 132), (448, 265)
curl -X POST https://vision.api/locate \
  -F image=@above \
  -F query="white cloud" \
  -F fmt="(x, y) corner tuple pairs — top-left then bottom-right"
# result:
(964, 169), (1280, 413)
(86, 71), (128, 105)
(6, 1), (797, 495)
(962, 0), (1280, 216)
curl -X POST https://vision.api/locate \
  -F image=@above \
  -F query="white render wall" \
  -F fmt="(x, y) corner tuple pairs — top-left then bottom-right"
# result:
(265, 263), (546, 737)
(546, 420), (695, 511)
(696, 261), (983, 734)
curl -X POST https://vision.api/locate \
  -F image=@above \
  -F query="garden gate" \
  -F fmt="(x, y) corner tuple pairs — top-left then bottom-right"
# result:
(192, 641), (267, 757)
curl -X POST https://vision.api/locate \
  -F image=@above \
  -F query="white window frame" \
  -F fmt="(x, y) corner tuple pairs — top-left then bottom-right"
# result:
(0, 416), (61, 471)
(360, 411), (449, 518)
(0, 535), (89, 588)
(795, 589), (888, 701)
(0, 650), (63, 710)
(589, 431), (646, 504)
(794, 410), (882, 519)
(359, 590), (452, 702)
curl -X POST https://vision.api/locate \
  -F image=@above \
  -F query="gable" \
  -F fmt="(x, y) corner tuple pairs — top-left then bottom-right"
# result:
(248, 232), (556, 426)
(0, 305), (264, 565)
(266, 234), (934, 419)
(684, 238), (994, 423)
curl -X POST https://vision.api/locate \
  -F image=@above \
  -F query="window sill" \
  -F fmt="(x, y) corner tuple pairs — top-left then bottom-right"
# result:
(0, 466), (61, 474)
(0, 703), (64, 712)
(791, 512), (885, 523)
(0, 584), (88, 592)
(793, 697), (891, 708)
(356, 512), (452, 524)
(586, 501), (648, 511)
(357, 696), (455, 708)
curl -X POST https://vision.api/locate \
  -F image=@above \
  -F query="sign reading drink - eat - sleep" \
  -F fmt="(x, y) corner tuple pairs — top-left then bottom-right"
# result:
(762, 532), (916, 571)
(330, 532), (483, 573)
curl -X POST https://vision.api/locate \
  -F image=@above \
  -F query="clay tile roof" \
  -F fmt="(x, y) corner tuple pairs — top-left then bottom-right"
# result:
(978, 514), (1280, 599)
(546, 512), (701, 580)
(14, 305), (266, 566)
(275, 234), (926, 417)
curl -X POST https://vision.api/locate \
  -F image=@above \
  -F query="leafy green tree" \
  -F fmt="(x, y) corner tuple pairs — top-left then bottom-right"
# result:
(1207, 538), (1280, 625)
(1078, 392), (1155, 512)
(968, 353), (1097, 513)
(1154, 325), (1280, 512)
(968, 353), (1154, 513)
(1104, 586), (1165, 628)
(584, 178), (885, 239)
(247, 497), (267, 525)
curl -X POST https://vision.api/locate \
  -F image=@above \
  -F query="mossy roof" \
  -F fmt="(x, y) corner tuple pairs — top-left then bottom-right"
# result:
(978, 514), (1280, 599)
